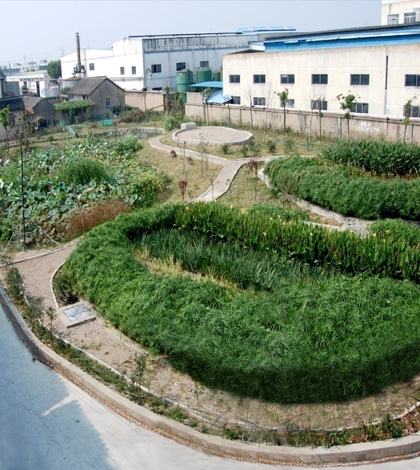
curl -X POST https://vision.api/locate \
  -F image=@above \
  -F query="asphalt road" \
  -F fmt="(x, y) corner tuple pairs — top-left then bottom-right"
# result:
(1, 301), (420, 470)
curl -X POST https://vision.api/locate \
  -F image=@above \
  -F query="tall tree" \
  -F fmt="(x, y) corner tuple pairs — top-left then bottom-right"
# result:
(277, 88), (289, 135)
(47, 60), (62, 80)
(0, 105), (11, 153)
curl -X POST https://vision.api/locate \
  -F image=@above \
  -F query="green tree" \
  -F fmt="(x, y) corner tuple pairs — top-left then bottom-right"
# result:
(277, 88), (289, 135)
(47, 60), (62, 80)
(403, 96), (417, 143)
(0, 68), (5, 78)
(337, 93), (357, 140)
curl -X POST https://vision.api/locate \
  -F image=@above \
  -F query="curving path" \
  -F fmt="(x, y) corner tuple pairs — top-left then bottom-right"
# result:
(148, 135), (276, 202)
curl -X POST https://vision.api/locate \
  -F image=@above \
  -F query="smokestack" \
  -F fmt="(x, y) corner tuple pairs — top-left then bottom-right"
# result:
(73, 32), (85, 75)
(76, 32), (81, 66)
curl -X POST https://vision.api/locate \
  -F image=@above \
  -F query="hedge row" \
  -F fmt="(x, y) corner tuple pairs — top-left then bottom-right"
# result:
(320, 139), (420, 176)
(264, 156), (420, 220)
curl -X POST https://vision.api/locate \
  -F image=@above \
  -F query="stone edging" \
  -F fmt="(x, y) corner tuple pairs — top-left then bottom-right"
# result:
(1, 285), (420, 466)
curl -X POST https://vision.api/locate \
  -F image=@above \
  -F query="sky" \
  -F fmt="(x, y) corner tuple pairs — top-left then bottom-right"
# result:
(1, 0), (382, 66)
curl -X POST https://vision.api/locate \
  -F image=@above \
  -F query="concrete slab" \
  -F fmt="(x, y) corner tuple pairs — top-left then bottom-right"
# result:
(59, 302), (96, 329)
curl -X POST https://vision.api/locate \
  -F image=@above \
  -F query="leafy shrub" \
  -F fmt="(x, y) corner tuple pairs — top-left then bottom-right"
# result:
(162, 113), (183, 132)
(65, 205), (420, 403)
(114, 135), (142, 156)
(265, 156), (420, 220)
(321, 139), (420, 176)
(55, 158), (111, 186)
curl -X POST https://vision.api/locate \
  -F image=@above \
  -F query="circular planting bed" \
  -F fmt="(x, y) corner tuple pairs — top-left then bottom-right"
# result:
(173, 126), (253, 146)
(65, 203), (420, 405)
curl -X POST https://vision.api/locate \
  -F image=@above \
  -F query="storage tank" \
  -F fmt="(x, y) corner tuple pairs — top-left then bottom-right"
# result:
(176, 69), (193, 93)
(196, 67), (212, 83)
(212, 70), (221, 81)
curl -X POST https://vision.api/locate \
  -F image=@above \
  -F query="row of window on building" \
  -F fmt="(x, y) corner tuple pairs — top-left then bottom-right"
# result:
(387, 12), (420, 25)
(230, 74), (420, 87)
(88, 61), (211, 76)
(229, 96), (419, 117)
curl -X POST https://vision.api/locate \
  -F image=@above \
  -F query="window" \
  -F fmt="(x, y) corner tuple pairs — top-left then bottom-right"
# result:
(120, 66), (125, 75)
(231, 96), (241, 105)
(388, 14), (399, 24)
(405, 75), (420, 86)
(406, 105), (420, 118)
(311, 100), (328, 111)
(253, 97), (266, 106)
(89, 63), (95, 71)
(253, 74), (266, 84)
(286, 99), (295, 108)
(105, 97), (111, 108)
(229, 75), (240, 83)
(350, 74), (370, 86)
(151, 64), (161, 73)
(132, 66), (136, 75)
(280, 74), (295, 84)
(176, 62), (186, 71)
(312, 74), (328, 85)
(351, 103), (369, 114)
(404, 12), (416, 23)
(200, 61), (209, 68)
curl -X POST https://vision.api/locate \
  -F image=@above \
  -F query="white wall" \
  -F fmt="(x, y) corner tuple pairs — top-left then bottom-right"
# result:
(223, 42), (420, 118)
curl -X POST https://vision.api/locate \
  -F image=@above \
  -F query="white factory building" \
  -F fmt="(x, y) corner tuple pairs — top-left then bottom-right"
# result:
(382, 0), (420, 24)
(60, 28), (295, 92)
(222, 23), (420, 119)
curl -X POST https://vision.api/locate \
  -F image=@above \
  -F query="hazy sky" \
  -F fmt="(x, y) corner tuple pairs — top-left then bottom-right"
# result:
(1, 0), (382, 65)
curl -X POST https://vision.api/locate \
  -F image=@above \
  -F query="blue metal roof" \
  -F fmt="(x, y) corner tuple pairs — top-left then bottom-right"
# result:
(190, 81), (223, 89)
(207, 90), (232, 104)
(264, 24), (420, 52)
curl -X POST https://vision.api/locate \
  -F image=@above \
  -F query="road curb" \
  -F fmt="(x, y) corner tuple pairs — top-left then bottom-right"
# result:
(2, 285), (420, 467)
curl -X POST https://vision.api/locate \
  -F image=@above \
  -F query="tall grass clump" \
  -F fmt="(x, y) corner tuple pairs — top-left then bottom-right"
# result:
(55, 157), (111, 186)
(321, 139), (420, 176)
(64, 204), (420, 403)
(265, 156), (420, 220)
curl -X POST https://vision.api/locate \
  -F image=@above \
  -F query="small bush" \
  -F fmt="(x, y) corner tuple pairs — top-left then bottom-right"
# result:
(5, 267), (24, 303)
(266, 140), (277, 153)
(221, 143), (230, 155)
(53, 266), (79, 306)
(163, 113), (183, 132)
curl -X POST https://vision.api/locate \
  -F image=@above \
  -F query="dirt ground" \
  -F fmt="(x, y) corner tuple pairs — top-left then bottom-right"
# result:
(2, 242), (420, 439)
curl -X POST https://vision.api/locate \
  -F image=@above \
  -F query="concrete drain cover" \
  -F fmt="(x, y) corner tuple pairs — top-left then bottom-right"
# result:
(59, 302), (96, 328)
